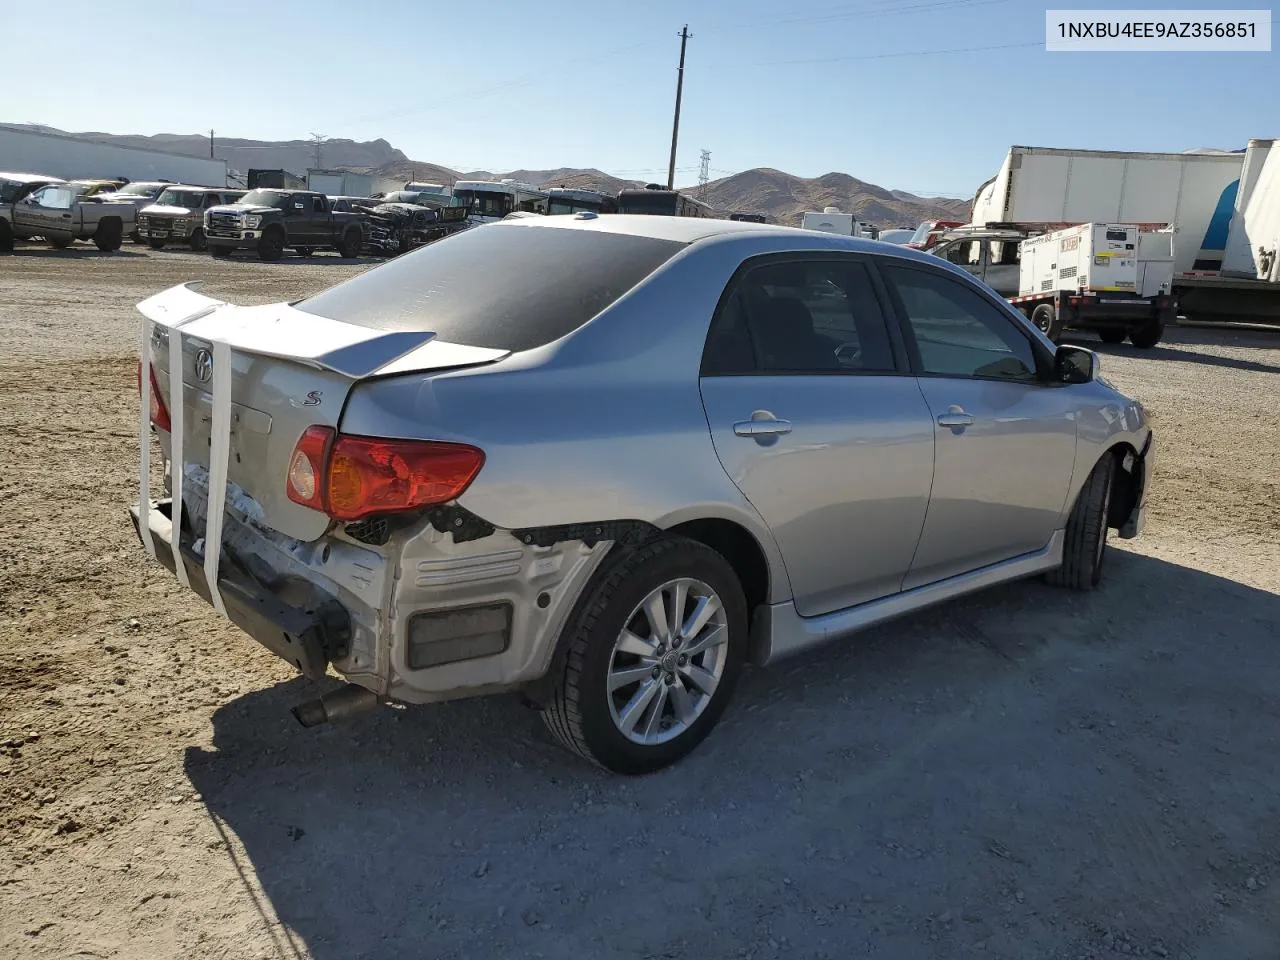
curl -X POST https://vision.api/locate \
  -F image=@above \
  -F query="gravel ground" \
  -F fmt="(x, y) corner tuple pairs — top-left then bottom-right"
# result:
(1, 243), (1279, 960)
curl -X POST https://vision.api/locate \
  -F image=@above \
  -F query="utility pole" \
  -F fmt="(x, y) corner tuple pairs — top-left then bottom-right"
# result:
(697, 149), (711, 197)
(209, 129), (214, 159)
(666, 25), (691, 191)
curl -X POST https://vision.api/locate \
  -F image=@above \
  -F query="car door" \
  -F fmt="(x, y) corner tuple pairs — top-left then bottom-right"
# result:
(699, 254), (936, 616)
(933, 237), (984, 281)
(878, 261), (1079, 589)
(309, 194), (330, 244)
(981, 239), (1022, 296)
(16, 184), (76, 237)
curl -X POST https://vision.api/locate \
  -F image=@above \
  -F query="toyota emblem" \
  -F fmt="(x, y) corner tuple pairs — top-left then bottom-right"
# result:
(194, 348), (213, 383)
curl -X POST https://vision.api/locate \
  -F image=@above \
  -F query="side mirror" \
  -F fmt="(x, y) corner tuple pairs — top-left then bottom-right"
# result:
(1054, 344), (1097, 384)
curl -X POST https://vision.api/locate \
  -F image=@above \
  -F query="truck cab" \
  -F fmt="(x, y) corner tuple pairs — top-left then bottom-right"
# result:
(929, 227), (1027, 296)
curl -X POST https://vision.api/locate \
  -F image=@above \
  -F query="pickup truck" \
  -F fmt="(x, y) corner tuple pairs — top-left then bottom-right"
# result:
(204, 188), (364, 261)
(2, 180), (136, 251)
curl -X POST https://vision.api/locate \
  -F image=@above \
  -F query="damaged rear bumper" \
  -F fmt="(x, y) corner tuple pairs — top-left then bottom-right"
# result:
(129, 498), (349, 681)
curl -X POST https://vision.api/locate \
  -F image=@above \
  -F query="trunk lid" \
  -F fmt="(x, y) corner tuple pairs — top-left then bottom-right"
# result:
(140, 283), (508, 541)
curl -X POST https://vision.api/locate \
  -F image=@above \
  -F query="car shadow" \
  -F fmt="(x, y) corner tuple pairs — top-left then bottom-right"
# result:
(184, 550), (1280, 959)
(214, 255), (387, 266)
(1066, 328), (1280, 376)
(6, 245), (147, 259)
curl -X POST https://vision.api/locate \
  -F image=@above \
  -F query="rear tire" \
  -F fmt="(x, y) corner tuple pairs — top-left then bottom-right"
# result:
(542, 536), (747, 774)
(0, 221), (12, 253)
(1031, 303), (1063, 341)
(94, 219), (123, 252)
(1045, 453), (1114, 591)
(338, 227), (362, 259)
(1129, 320), (1164, 349)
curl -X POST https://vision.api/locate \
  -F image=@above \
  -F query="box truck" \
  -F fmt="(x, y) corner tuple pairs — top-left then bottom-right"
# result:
(800, 207), (878, 238)
(1009, 224), (1175, 347)
(306, 169), (374, 197)
(970, 145), (1244, 275)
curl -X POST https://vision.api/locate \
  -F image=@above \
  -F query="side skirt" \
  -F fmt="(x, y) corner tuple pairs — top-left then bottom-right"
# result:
(752, 530), (1065, 665)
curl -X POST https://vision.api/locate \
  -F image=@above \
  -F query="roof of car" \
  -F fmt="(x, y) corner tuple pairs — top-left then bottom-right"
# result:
(496, 213), (948, 263)
(0, 171), (65, 183)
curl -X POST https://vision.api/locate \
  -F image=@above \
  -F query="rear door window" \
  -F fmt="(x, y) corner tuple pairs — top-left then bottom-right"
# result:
(297, 225), (686, 352)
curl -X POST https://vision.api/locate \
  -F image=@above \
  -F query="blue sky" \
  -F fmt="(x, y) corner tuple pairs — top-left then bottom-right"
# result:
(5, 0), (1274, 199)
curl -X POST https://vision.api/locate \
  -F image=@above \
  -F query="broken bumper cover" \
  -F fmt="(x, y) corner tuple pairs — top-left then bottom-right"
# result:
(128, 498), (348, 681)
(1119, 430), (1155, 539)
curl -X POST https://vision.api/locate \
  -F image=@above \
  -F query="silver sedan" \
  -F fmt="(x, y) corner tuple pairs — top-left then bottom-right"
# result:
(131, 213), (1154, 774)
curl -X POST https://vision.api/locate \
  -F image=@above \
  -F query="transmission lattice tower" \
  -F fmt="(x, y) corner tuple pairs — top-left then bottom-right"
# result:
(697, 149), (711, 196)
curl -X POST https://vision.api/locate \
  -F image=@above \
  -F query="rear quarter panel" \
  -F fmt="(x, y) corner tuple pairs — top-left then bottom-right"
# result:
(339, 234), (840, 604)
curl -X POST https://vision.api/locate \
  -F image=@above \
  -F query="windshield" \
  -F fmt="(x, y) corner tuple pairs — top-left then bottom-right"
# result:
(0, 179), (40, 203)
(68, 182), (98, 197)
(297, 225), (685, 352)
(155, 189), (204, 208)
(909, 221), (936, 244)
(238, 189), (291, 208)
(549, 198), (602, 215)
(617, 192), (677, 215)
(116, 183), (165, 198)
(454, 189), (512, 218)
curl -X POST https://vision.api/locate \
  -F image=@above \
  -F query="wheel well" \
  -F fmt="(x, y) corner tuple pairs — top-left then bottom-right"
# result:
(668, 518), (770, 615)
(1104, 442), (1139, 528)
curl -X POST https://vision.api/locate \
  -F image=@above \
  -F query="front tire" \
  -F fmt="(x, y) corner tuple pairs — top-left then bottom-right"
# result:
(542, 537), (747, 774)
(257, 228), (285, 262)
(188, 228), (207, 252)
(0, 221), (12, 253)
(1045, 453), (1114, 591)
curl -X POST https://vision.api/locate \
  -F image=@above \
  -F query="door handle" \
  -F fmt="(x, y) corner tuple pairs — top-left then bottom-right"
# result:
(936, 405), (974, 429)
(733, 416), (792, 438)
(936, 404), (972, 430)
(61, 214), (72, 219)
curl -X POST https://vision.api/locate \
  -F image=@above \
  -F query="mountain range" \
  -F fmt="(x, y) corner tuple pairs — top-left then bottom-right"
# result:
(7, 125), (970, 226)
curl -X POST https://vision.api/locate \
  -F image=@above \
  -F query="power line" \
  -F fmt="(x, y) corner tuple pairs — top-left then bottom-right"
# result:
(761, 39), (1039, 66)
(702, 0), (1013, 32)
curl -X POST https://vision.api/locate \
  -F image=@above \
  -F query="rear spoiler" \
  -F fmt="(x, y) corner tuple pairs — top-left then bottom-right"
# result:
(135, 281), (507, 621)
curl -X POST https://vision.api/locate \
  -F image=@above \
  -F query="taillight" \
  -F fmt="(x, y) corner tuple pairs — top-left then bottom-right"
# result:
(285, 427), (484, 522)
(286, 425), (333, 511)
(136, 359), (171, 432)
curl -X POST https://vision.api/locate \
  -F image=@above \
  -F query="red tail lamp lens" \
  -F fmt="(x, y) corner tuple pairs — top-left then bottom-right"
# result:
(326, 436), (485, 522)
(137, 360), (171, 432)
(284, 427), (484, 521)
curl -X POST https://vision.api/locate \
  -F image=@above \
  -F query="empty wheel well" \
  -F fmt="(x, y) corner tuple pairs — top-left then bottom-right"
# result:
(1104, 442), (1139, 528)
(668, 518), (769, 615)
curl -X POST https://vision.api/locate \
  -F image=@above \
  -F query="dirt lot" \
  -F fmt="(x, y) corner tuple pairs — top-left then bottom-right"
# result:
(1, 243), (1279, 960)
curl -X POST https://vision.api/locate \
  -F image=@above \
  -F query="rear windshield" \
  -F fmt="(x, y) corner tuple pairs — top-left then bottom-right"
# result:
(296, 224), (686, 352)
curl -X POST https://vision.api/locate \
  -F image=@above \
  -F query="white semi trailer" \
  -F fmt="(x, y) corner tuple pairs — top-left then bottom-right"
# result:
(971, 142), (1280, 323)
(0, 125), (228, 187)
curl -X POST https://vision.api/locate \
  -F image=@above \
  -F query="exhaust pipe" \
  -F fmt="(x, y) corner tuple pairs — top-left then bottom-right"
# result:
(292, 683), (382, 728)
